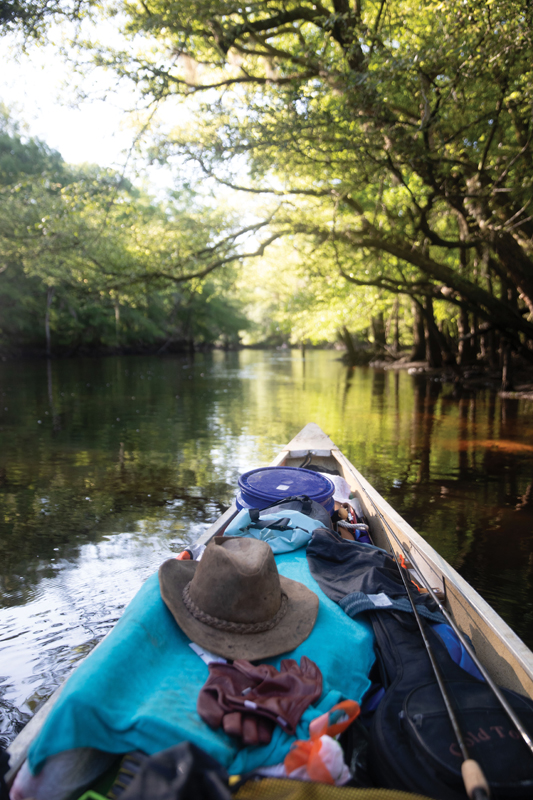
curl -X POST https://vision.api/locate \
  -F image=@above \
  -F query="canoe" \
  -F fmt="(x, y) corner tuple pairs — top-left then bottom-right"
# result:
(6, 421), (533, 790)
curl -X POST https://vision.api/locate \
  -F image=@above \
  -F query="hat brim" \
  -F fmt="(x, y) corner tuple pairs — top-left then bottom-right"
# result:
(159, 557), (319, 661)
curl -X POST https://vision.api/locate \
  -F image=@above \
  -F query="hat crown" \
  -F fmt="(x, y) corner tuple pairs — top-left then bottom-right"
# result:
(188, 538), (282, 624)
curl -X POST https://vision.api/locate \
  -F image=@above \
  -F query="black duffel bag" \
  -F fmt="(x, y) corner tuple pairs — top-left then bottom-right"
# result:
(368, 610), (533, 799)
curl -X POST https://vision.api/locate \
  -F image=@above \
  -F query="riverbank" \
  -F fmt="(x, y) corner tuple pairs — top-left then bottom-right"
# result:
(368, 357), (533, 401)
(0, 342), (336, 362)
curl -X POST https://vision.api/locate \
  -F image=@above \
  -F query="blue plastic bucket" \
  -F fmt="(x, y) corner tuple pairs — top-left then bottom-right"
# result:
(236, 466), (335, 513)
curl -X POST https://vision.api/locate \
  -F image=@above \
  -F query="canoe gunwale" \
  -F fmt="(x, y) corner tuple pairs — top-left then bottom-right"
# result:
(330, 445), (533, 699)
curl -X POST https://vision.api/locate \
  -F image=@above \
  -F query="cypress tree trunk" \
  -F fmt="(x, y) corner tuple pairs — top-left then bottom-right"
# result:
(471, 314), (480, 360)
(410, 301), (426, 361)
(371, 312), (386, 352)
(392, 298), (400, 354)
(114, 301), (120, 348)
(489, 330), (500, 368)
(458, 309), (473, 365)
(501, 338), (514, 391)
(45, 286), (55, 357)
(423, 297), (443, 368)
(341, 326), (358, 365)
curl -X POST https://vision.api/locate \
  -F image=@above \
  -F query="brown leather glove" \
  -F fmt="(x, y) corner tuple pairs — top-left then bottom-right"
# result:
(197, 656), (322, 746)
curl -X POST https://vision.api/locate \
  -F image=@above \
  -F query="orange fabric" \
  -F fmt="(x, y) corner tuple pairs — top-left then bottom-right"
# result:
(306, 739), (336, 785)
(284, 700), (360, 784)
(308, 700), (359, 739)
(284, 740), (313, 774)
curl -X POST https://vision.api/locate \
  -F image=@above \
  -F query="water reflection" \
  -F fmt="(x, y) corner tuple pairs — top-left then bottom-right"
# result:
(1, 351), (533, 746)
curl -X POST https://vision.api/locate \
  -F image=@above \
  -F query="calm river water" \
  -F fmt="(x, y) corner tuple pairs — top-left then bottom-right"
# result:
(1, 350), (533, 747)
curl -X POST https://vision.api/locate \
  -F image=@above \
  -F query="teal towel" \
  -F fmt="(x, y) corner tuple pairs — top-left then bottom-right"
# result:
(28, 548), (374, 775)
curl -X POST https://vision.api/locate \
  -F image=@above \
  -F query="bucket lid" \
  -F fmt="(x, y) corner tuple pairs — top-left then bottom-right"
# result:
(238, 467), (334, 504)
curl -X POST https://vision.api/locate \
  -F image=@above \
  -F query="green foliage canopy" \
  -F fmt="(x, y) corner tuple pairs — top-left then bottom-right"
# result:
(0, 108), (256, 353)
(0, 0), (96, 38)
(89, 0), (533, 353)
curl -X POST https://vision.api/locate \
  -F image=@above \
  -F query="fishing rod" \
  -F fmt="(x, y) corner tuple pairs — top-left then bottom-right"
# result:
(357, 480), (533, 758)
(381, 525), (490, 800)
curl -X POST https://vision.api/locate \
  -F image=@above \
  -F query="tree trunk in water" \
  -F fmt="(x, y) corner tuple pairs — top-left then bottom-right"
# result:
(371, 312), (386, 352)
(115, 301), (120, 348)
(410, 301), (426, 361)
(458, 309), (473, 365)
(391, 298), (400, 354)
(480, 329), (499, 368)
(423, 297), (443, 368)
(440, 320), (456, 360)
(501, 339), (514, 391)
(341, 326), (358, 365)
(471, 315), (480, 361)
(489, 331), (500, 368)
(45, 286), (55, 357)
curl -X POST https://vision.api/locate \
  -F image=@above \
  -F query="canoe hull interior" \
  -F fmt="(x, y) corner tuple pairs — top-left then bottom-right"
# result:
(6, 421), (533, 789)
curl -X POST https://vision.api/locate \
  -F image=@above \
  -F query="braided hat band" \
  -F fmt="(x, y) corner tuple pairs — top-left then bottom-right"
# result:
(182, 581), (288, 634)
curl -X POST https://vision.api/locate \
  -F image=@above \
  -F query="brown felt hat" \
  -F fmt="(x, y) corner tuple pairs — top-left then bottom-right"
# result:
(159, 536), (319, 661)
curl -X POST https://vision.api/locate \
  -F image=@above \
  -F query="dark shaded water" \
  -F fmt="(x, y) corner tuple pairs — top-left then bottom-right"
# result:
(1, 350), (533, 747)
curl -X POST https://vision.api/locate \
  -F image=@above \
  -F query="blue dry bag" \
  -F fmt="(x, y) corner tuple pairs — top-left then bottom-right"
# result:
(224, 508), (326, 554)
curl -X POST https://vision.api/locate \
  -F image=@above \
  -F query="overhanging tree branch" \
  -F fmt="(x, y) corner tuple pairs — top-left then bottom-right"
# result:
(89, 231), (283, 291)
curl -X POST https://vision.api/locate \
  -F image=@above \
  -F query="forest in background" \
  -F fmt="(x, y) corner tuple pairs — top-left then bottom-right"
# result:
(0, 108), (255, 355)
(0, 105), (386, 357)
(2, 0), (533, 385)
